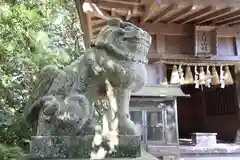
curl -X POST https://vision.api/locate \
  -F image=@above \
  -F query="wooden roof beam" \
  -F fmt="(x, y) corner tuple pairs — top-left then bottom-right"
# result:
(217, 16), (240, 25)
(139, 22), (240, 37)
(166, 5), (201, 22)
(99, 7), (143, 17)
(213, 9), (240, 23)
(149, 53), (240, 62)
(196, 7), (233, 24)
(92, 20), (107, 30)
(92, 19), (106, 26)
(93, 26), (104, 33)
(141, 0), (161, 23)
(125, 10), (132, 21)
(126, 5), (140, 21)
(92, 19), (109, 35)
(158, 0), (240, 8)
(83, 1), (110, 20)
(112, 0), (141, 3)
(98, 4), (144, 17)
(229, 20), (240, 26)
(153, 4), (178, 23)
(141, 0), (148, 4)
(178, 5), (214, 24)
(165, 5), (193, 23)
(75, 0), (93, 48)
(111, 8), (116, 16)
(96, 0), (143, 10)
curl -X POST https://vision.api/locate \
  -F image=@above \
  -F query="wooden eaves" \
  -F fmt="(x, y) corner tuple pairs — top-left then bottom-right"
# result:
(75, 0), (240, 63)
(76, 0), (240, 38)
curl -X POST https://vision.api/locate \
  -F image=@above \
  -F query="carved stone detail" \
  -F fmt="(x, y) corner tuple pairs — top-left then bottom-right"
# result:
(25, 18), (152, 159)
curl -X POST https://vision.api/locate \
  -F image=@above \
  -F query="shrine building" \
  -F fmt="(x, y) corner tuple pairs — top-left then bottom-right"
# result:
(77, 0), (240, 159)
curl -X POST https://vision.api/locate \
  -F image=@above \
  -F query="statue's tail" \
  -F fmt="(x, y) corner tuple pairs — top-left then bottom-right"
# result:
(25, 65), (61, 124)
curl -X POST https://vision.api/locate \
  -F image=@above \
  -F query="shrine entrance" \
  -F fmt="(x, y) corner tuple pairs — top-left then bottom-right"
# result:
(129, 100), (179, 146)
(129, 84), (188, 159)
(177, 83), (239, 142)
(160, 63), (239, 142)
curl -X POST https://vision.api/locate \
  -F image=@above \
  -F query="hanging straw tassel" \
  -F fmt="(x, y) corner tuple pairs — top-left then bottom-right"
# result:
(205, 66), (211, 88)
(170, 65), (180, 84)
(220, 65), (225, 88)
(199, 66), (206, 85)
(211, 66), (220, 85)
(178, 65), (184, 85)
(184, 66), (194, 84)
(194, 66), (200, 88)
(224, 66), (233, 85)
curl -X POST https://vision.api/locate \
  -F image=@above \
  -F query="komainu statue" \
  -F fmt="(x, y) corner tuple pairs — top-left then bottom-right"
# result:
(26, 18), (152, 159)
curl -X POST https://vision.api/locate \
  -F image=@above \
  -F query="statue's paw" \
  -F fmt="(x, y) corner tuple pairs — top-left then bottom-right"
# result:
(43, 115), (52, 122)
(41, 95), (59, 115)
(118, 120), (140, 135)
(118, 126), (135, 135)
(104, 131), (119, 146)
(43, 104), (58, 115)
(92, 64), (104, 75)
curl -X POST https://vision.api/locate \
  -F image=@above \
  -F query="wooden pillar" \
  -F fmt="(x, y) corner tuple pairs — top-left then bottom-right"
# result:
(156, 34), (166, 55)
(234, 37), (240, 56)
(75, 0), (93, 48)
(155, 62), (166, 84)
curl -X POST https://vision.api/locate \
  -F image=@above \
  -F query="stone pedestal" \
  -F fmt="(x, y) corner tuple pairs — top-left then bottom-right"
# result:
(235, 129), (240, 144)
(29, 135), (141, 159)
(29, 150), (158, 160)
(191, 133), (217, 146)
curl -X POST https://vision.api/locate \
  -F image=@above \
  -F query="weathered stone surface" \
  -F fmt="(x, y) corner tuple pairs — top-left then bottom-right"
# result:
(29, 149), (157, 160)
(25, 17), (151, 137)
(191, 133), (217, 146)
(235, 129), (240, 144)
(180, 143), (240, 154)
(26, 18), (152, 159)
(30, 135), (141, 159)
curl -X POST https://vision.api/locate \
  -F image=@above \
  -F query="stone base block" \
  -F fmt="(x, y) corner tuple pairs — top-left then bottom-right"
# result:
(30, 135), (141, 159)
(29, 149), (157, 160)
(191, 133), (217, 146)
(235, 129), (240, 144)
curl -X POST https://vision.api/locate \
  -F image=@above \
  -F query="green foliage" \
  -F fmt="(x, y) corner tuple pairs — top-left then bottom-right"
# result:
(0, 144), (26, 160)
(0, 0), (84, 158)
